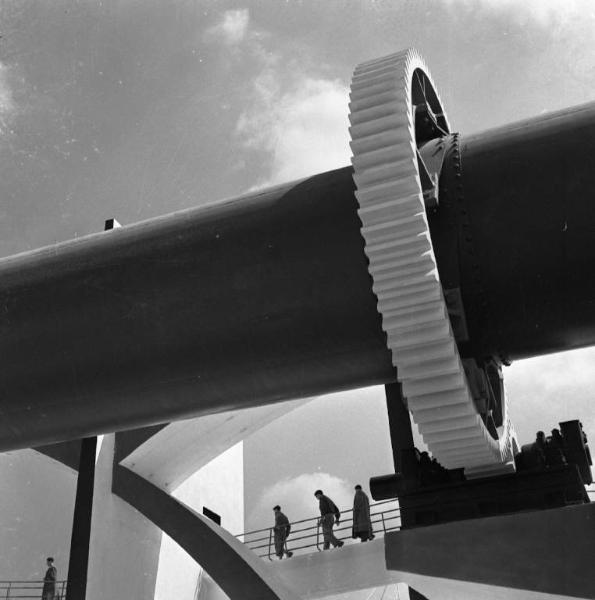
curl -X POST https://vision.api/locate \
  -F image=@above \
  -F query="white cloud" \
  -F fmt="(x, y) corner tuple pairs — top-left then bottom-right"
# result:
(237, 75), (351, 187)
(0, 62), (16, 135)
(505, 348), (595, 442)
(206, 8), (250, 46)
(250, 472), (354, 526)
(213, 11), (350, 188)
(443, 0), (592, 27)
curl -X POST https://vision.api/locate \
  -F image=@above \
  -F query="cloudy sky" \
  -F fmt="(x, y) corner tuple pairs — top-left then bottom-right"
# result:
(1, 0), (595, 588)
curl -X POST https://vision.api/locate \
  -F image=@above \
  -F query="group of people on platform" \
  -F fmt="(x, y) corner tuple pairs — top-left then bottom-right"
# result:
(522, 429), (569, 470)
(272, 484), (375, 560)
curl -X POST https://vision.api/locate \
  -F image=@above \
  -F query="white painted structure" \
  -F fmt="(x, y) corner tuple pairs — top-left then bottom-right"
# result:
(121, 398), (306, 491)
(89, 399), (311, 599)
(154, 443), (244, 600)
(87, 434), (162, 600)
(0, 398), (310, 599)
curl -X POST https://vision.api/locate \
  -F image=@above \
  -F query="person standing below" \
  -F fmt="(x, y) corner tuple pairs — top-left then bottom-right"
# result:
(352, 484), (375, 542)
(314, 489), (344, 550)
(272, 506), (293, 559)
(41, 557), (56, 600)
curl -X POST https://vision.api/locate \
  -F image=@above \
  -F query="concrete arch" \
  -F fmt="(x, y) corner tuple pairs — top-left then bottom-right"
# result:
(112, 464), (299, 600)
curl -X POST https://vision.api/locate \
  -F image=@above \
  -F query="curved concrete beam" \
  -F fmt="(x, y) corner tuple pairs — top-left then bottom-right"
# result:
(120, 398), (309, 491)
(112, 465), (300, 600)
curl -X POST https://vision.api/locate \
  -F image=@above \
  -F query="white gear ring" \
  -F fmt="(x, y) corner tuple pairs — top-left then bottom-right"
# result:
(348, 49), (516, 476)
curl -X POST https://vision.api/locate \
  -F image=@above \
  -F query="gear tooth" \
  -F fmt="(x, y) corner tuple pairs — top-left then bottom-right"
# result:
(355, 158), (419, 187)
(350, 129), (406, 155)
(421, 426), (483, 444)
(376, 279), (439, 303)
(364, 250), (434, 274)
(352, 143), (416, 171)
(349, 115), (409, 141)
(373, 261), (438, 285)
(349, 90), (398, 112)
(349, 49), (515, 477)
(350, 79), (400, 100)
(366, 233), (431, 258)
(404, 387), (463, 408)
(418, 414), (481, 434)
(356, 184), (420, 211)
(409, 400), (475, 423)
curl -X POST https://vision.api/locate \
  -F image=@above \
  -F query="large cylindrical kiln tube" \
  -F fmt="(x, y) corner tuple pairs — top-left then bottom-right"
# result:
(449, 102), (595, 361)
(2, 101), (595, 452)
(0, 169), (394, 450)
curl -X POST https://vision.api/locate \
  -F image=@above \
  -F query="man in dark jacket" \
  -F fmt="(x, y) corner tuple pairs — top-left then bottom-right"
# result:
(314, 490), (344, 550)
(41, 557), (56, 600)
(272, 506), (293, 559)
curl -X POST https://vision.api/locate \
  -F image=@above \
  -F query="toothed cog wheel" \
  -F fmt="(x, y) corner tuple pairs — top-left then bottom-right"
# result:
(348, 49), (517, 477)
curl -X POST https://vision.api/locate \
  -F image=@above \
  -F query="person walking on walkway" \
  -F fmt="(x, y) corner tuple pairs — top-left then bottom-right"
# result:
(314, 489), (344, 550)
(41, 557), (56, 600)
(352, 484), (374, 542)
(272, 506), (293, 559)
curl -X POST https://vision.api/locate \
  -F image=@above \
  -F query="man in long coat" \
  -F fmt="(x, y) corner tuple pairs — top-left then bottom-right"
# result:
(352, 484), (374, 542)
(41, 557), (56, 600)
(272, 505), (293, 559)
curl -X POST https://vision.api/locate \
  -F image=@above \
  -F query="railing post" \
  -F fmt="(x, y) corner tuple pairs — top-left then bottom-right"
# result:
(268, 528), (273, 561)
(381, 512), (386, 534)
(5, 581), (10, 599)
(316, 519), (321, 551)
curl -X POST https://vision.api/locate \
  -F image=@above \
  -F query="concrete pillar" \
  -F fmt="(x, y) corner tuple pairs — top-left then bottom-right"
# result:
(86, 435), (161, 600)
(65, 437), (97, 600)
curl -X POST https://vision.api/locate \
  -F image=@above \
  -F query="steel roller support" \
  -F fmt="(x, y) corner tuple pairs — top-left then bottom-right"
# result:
(1, 52), (595, 461)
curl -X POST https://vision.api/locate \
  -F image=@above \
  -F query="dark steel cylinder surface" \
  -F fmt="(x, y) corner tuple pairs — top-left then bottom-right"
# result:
(4, 101), (595, 452)
(0, 168), (395, 451)
(451, 102), (595, 361)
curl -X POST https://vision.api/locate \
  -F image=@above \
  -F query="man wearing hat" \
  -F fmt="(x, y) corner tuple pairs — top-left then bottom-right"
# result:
(272, 506), (293, 559)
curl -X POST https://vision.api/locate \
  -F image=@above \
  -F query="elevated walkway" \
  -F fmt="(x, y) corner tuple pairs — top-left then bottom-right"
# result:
(4, 489), (593, 600)
(240, 499), (399, 559)
(269, 502), (595, 600)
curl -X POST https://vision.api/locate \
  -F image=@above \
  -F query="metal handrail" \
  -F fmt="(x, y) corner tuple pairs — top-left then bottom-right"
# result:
(239, 498), (397, 539)
(0, 580), (68, 599)
(241, 473), (592, 542)
(238, 499), (400, 560)
(240, 479), (595, 560)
